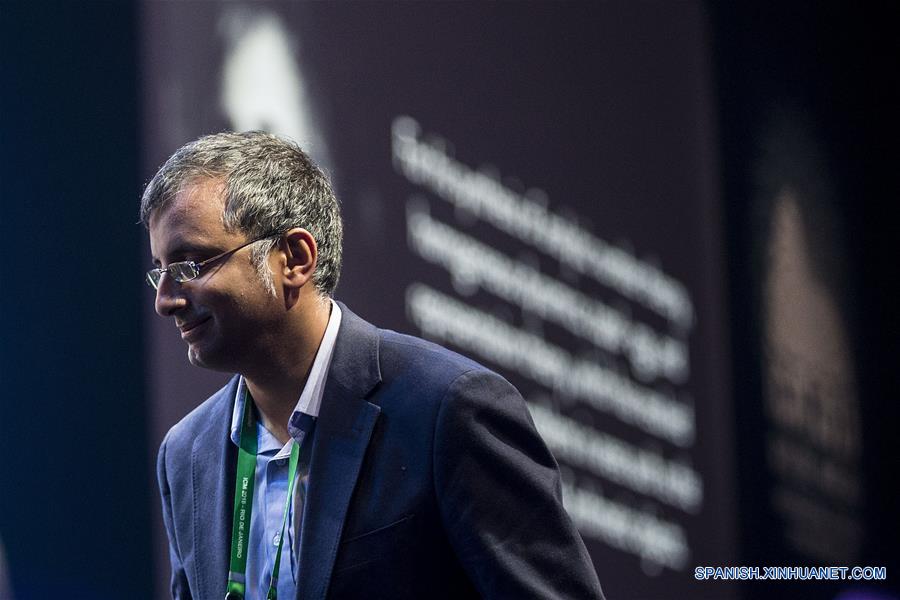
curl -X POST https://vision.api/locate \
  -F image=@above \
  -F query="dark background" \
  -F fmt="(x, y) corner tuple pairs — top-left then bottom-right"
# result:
(711, 3), (898, 599)
(1, 2), (896, 599)
(0, 2), (147, 599)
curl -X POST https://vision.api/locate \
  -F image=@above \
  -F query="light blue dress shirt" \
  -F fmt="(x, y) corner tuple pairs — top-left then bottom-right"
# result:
(228, 300), (342, 599)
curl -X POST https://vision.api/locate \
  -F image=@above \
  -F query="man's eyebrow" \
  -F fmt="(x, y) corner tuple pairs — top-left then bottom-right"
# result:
(152, 241), (224, 266)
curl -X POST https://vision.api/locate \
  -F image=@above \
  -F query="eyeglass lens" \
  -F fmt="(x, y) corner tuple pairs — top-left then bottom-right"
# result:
(146, 262), (200, 289)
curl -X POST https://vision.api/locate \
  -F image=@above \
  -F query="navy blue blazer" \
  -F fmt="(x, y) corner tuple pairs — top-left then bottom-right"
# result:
(157, 304), (604, 599)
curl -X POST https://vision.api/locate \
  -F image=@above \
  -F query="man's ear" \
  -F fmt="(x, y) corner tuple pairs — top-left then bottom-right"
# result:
(280, 227), (317, 290)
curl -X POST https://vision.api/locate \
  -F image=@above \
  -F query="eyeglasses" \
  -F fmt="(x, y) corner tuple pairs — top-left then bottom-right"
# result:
(146, 232), (280, 290)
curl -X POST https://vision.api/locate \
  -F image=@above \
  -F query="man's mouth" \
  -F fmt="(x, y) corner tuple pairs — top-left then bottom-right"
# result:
(178, 316), (212, 339)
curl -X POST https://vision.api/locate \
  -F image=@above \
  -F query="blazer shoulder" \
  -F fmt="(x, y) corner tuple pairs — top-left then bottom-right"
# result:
(376, 328), (513, 400)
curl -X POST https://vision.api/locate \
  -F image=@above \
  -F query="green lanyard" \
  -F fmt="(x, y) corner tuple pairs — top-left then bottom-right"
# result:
(226, 391), (302, 600)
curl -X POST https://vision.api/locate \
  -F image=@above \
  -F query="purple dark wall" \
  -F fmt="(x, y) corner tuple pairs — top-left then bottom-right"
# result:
(140, 4), (734, 599)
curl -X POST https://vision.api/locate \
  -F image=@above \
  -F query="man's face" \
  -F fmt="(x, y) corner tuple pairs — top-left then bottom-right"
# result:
(149, 178), (283, 372)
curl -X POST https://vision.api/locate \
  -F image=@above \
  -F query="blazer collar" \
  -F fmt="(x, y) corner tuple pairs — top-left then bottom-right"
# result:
(190, 375), (240, 600)
(317, 301), (381, 409)
(295, 302), (382, 600)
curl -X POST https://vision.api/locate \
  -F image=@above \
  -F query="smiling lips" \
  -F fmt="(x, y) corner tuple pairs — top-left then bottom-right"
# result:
(178, 316), (212, 339)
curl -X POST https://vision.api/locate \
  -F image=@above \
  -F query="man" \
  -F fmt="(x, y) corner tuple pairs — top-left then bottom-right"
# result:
(144, 132), (604, 600)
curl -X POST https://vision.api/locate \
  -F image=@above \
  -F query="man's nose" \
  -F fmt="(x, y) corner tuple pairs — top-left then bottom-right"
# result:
(155, 273), (188, 317)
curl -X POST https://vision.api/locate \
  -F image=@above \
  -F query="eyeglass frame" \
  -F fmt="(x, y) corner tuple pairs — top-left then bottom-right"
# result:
(145, 231), (283, 290)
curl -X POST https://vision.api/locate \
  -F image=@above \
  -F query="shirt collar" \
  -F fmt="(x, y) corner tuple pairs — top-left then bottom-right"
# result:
(230, 299), (343, 447)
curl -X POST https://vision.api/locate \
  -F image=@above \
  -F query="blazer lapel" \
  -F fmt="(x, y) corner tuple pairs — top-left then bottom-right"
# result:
(191, 376), (239, 599)
(296, 304), (382, 600)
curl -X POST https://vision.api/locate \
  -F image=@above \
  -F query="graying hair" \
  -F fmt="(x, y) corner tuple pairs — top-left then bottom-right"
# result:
(140, 131), (342, 296)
